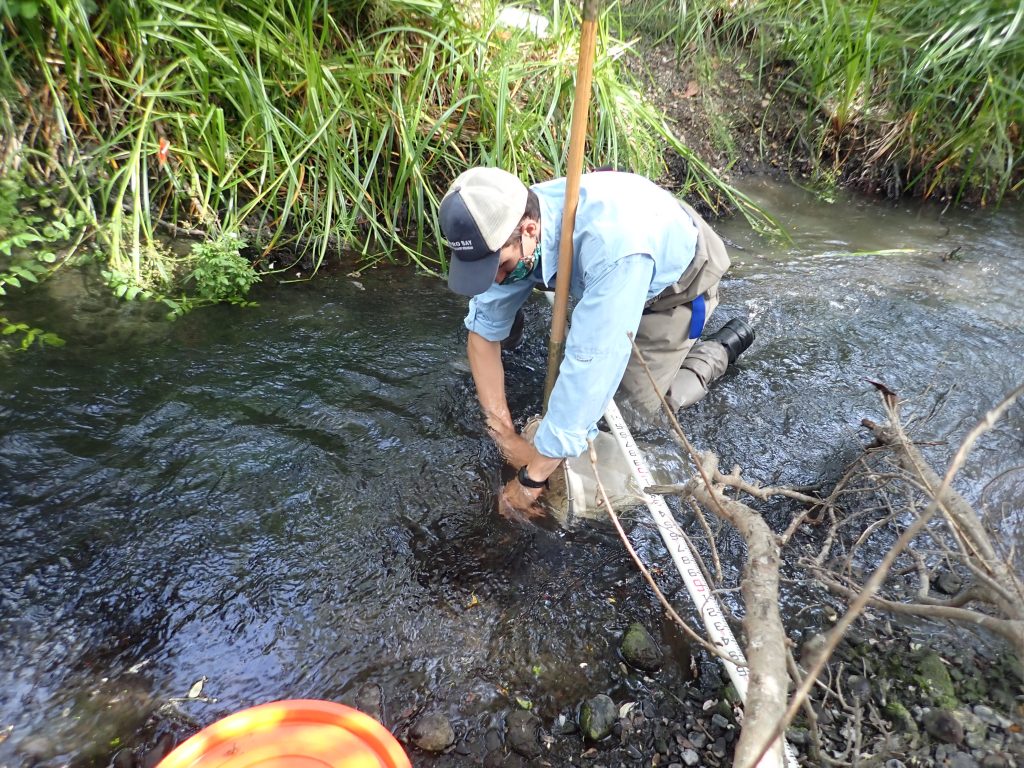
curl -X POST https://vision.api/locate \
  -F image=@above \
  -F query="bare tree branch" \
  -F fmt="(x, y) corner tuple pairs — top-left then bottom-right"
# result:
(815, 571), (1024, 649)
(744, 382), (1024, 768)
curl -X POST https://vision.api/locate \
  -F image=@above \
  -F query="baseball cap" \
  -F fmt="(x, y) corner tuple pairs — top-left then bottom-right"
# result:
(439, 167), (528, 296)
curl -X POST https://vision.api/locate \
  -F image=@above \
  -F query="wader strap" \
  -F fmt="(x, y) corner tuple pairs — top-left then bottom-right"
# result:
(689, 294), (706, 339)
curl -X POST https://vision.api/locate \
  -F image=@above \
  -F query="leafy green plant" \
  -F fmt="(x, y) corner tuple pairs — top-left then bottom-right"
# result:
(0, 316), (64, 350)
(188, 234), (258, 304)
(0, 171), (89, 349)
(99, 232), (257, 319)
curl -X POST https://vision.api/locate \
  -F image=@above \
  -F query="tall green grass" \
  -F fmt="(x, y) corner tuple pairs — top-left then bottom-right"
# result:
(0, 0), (775, 305)
(613, 0), (1023, 203)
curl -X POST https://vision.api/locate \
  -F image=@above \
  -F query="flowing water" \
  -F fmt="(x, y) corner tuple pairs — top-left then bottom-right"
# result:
(1, 180), (1022, 766)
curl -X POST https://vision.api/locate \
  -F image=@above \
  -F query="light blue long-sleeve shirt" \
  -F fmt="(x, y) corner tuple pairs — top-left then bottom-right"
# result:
(464, 172), (698, 459)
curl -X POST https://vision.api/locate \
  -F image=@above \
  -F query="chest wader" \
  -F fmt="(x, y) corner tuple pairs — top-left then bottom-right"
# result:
(617, 201), (752, 414)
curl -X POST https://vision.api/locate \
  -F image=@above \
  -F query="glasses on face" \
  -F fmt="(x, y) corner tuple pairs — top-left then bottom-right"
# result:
(499, 235), (533, 286)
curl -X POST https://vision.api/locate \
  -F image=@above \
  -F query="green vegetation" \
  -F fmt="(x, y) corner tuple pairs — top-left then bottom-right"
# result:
(616, 0), (1023, 203)
(0, 0), (772, 318)
(3, 0), (1018, 327)
(0, 170), (81, 349)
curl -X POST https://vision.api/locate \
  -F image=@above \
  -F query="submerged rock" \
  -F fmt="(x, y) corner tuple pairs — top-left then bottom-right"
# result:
(353, 683), (383, 722)
(621, 622), (663, 672)
(923, 708), (965, 744)
(579, 694), (617, 741)
(505, 710), (542, 759)
(935, 570), (964, 596)
(141, 733), (174, 768)
(410, 711), (454, 752)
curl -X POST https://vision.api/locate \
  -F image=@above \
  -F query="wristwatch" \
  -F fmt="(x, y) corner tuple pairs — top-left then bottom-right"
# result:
(517, 465), (548, 489)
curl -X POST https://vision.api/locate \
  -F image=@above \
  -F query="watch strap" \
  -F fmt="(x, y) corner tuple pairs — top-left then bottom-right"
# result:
(517, 465), (548, 489)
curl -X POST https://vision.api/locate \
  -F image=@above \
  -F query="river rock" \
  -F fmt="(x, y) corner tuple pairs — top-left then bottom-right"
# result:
(409, 711), (455, 752)
(711, 713), (731, 730)
(505, 710), (542, 759)
(956, 709), (989, 749)
(935, 570), (964, 595)
(915, 652), (957, 708)
(354, 683), (383, 721)
(800, 633), (828, 670)
(973, 705), (1012, 730)
(682, 747), (700, 766)
(980, 753), (1013, 768)
(141, 733), (174, 768)
(579, 694), (617, 741)
(551, 712), (577, 735)
(621, 622), (663, 671)
(847, 674), (871, 701)
(813, 700), (836, 726)
(923, 708), (965, 744)
(484, 727), (502, 752)
(949, 752), (979, 768)
(786, 727), (810, 746)
(17, 736), (57, 761)
(885, 701), (918, 734)
(712, 736), (727, 758)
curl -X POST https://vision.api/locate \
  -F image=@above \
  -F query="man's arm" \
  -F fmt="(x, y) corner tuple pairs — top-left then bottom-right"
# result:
(467, 330), (536, 469)
(533, 254), (655, 459)
(467, 330), (561, 521)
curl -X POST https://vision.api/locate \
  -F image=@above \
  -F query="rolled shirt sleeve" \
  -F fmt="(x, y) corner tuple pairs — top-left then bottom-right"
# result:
(533, 253), (655, 458)
(464, 279), (536, 342)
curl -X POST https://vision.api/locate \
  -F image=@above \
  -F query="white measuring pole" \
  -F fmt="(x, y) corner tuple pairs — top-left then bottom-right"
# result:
(603, 399), (749, 690)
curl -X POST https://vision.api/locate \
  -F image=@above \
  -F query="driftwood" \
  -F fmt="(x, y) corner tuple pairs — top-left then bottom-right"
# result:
(687, 454), (790, 768)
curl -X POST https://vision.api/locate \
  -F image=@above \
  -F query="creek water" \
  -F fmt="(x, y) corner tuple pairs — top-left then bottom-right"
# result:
(1, 179), (1021, 766)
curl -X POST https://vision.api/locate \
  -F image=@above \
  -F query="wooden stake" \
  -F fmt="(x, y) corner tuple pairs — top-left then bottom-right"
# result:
(542, 0), (599, 410)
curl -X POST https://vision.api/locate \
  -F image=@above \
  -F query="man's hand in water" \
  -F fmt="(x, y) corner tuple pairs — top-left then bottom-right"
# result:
(498, 476), (547, 522)
(493, 430), (536, 469)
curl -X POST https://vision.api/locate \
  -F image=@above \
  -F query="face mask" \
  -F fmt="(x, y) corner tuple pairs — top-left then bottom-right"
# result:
(500, 257), (533, 285)
(500, 240), (541, 286)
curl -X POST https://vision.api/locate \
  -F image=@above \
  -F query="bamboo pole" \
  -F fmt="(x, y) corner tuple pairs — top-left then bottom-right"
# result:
(542, 0), (600, 409)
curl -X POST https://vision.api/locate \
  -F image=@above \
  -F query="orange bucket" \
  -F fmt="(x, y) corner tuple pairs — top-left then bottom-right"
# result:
(156, 699), (411, 768)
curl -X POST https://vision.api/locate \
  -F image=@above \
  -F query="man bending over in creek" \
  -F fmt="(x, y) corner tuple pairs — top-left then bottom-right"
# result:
(439, 167), (754, 520)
